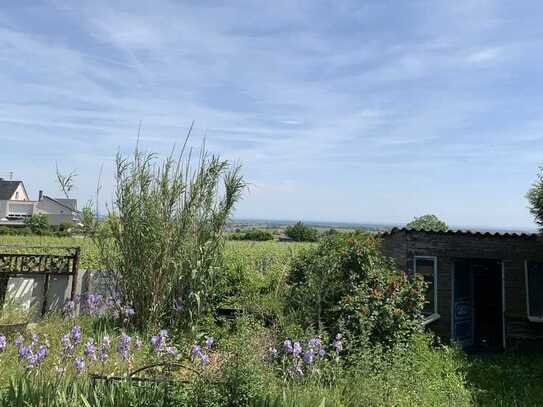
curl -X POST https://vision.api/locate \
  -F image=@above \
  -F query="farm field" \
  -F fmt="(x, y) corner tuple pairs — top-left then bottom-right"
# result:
(0, 235), (542, 405)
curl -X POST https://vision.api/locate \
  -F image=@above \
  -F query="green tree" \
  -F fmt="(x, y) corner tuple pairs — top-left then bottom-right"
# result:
(406, 214), (448, 232)
(23, 214), (49, 234)
(527, 167), (543, 230)
(285, 221), (318, 242)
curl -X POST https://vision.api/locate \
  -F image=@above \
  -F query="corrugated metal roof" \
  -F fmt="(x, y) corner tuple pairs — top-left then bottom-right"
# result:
(381, 227), (539, 239)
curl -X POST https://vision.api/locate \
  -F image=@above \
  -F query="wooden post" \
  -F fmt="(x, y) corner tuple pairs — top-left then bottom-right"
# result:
(41, 274), (50, 316)
(71, 247), (80, 300)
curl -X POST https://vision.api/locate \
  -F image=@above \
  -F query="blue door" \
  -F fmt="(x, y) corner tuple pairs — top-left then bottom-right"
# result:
(453, 259), (474, 350)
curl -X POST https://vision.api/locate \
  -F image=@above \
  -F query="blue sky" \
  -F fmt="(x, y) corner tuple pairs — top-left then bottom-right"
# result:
(0, 1), (542, 229)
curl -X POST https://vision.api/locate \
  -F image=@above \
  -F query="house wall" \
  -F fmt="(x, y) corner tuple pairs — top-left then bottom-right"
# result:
(10, 183), (29, 201)
(381, 230), (543, 350)
(36, 198), (75, 226)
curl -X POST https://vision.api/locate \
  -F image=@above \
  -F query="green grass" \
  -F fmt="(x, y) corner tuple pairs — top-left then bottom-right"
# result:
(0, 235), (311, 271)
(467, 353), (543, 406)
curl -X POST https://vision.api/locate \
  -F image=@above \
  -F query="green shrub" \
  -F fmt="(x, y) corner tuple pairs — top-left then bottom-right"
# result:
(23, 214), (49, 234)
(229, 229), (274, 241)
(287, 234), (426, 348)
(0, 226), (14, 235)
(285, 222), (318, 242)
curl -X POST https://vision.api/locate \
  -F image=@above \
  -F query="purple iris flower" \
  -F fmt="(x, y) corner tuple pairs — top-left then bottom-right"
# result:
(283, 339), (293, 354)
(70, 325), (82, 344)
(205, 336), (214, 349)
(303, 350), (314, 364)
(15, 335), (23, 348)
(191, 345), (209, 366)
(166, 346), (177, 356)
(0, 335), (6, 352)
(86, 293), (103, 315)
(60, 334), (74, 358)
(117, 334), (131, 360)
(74, 357), (85, 373)
(308, 338), (322, 348)
(84, 338), (97, 361)
(19, 346), (32, 360)
(292, 342), (302, 357)
(31, 333), (40, 344)
(36, 345), (48, 363)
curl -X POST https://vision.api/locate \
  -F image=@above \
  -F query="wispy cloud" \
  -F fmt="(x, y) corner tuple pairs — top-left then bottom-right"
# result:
(0, 1), (541, 228)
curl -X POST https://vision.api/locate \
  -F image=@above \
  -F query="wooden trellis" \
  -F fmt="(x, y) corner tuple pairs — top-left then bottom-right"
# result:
(0, 245), (80, 315)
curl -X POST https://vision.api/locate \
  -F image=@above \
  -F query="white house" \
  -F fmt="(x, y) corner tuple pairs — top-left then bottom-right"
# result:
(0, 179), (80, 227)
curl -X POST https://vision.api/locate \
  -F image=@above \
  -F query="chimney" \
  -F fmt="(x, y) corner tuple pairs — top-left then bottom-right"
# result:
(38, 190), (43, 201)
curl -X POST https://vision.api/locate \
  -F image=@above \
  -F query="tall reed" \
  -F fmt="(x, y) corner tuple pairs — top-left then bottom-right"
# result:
(93, 138), (245, 331)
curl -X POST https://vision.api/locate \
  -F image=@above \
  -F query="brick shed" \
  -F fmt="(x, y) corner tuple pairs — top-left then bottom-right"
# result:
(380, 228), (543, 352)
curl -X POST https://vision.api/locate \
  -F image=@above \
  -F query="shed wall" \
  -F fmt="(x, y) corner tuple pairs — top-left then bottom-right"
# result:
(381, 230), (543, 350)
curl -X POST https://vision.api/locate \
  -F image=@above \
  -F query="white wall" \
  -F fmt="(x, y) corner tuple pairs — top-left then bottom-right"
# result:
(10, 183), (29, 201)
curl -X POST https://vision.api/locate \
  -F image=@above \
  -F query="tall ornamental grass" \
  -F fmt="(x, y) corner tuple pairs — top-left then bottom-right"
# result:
(94, 142), (245, 331)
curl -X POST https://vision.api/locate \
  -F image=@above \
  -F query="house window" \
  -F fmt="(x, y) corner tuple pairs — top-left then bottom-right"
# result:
(14, 192), (19, 200)
(414, 256), (439, 321)
(525, 261), (543, 322)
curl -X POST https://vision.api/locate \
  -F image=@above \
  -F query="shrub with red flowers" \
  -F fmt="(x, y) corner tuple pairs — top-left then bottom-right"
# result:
(287, 233), (426, 350)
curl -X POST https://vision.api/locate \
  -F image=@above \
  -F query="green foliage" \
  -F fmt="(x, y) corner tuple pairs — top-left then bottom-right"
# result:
(406, 214), (448, 232)
(527, 167), (543, 231)
(91, 145), (245, 331)
(23, 214), (49, 234)
(285, 222), (318, 242)
(0, 376), (189, 406)
(217, 241), (308, 326)
(218, 318), (272, 406)
(259, 334), (472, 407)
(287, 234), (426, 348)
(230, 229), (274, 241)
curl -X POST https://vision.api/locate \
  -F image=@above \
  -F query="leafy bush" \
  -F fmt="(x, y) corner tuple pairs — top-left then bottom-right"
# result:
(230, 229), (274, 241)
(92, 144), (245, 331)
(23, 214), (49, 235)
(285, 222), (318, 242)
(406, 214), (448, 232)
(287, 234), (426, 348)
(0, 227), (14, 236)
